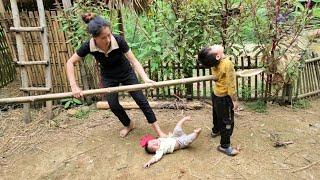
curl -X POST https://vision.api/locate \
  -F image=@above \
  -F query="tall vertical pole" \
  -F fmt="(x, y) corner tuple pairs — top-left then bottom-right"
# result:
(62, 0), (72, 9)
(10, 0), (31, 123)
(0, 0), (5, 14)
(36, 0), (53, 119)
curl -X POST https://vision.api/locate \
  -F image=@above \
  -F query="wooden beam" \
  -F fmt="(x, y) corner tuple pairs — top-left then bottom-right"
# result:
(10, 0), (31, 123)
(36, 0), (53, 119)
(0, 75), (216, 104)
(0, 0), (5, 14)
(305, 57), (320, 63)
(16, 61), (48, 66)
(10, 26), (44, 32)
(96, 101), (204, 110)
(20, 87), (51, 92)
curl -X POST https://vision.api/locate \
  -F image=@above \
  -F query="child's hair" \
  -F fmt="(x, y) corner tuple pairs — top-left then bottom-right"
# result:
(144, 142), (155, 154)
(197, 47), (220, 68)
(81, 12), (111, 37)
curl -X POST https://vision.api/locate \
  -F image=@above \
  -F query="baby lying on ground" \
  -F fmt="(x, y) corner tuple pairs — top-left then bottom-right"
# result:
(140, 116), (201, 168)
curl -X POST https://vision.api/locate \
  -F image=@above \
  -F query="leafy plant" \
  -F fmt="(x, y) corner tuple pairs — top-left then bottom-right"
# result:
(75, 108), (90, 119)
(243, 0), (320, 99)
(245, 99), (267, 113)
(292, 99), (310, 109)
(239, 85), (252, 100)
(60, 98), (82, 109)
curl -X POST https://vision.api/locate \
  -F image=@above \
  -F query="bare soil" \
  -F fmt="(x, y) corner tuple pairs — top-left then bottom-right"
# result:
(0, 80), (320, 180)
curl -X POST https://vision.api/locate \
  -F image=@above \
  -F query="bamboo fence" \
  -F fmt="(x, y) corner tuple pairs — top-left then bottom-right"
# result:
(0, 26), (15, 88)
(0, 10), (319, 105)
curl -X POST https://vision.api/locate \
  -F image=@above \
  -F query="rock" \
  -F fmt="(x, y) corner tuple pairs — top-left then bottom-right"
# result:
(81, 106), (90, 113)
(309, 123), (320, 129)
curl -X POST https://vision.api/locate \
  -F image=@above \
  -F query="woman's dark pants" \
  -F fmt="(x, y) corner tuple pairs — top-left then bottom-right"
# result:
(103, 72), (156, 127)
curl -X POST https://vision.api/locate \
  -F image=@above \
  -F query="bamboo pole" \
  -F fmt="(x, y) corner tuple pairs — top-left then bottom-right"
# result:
(62, 0), (72, 9)
(10, 0), (31, 123)
(0, 75), (216, 104)
(37, 0), (53, 119)
(0, 0), (5, 14)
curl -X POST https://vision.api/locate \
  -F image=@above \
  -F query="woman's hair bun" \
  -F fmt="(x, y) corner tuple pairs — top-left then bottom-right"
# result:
(81, 13), (95, 24)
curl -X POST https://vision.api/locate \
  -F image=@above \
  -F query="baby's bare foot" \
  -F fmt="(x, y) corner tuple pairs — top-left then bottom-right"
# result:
(120, 122), (134, 137)
(181, 116), (191, 121)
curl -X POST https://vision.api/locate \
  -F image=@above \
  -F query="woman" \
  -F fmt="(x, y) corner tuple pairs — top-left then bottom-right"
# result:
(66, 13), (166, 138)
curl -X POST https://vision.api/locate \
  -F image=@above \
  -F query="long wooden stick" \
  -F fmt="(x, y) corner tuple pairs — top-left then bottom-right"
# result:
(291, 159), (320, 173)
(0, 75), (216, 104)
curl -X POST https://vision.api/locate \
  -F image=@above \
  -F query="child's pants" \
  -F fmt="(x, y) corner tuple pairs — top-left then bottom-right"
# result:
(102, 70), (157, 127)
(172, 125), (197, 149)
(212, 93), (234, 148)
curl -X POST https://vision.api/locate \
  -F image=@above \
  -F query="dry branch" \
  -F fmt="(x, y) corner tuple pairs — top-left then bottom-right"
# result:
(291, 160), (320, 173)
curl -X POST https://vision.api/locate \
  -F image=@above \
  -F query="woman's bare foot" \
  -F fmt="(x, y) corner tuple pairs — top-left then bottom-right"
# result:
(120, 122), (134, 137)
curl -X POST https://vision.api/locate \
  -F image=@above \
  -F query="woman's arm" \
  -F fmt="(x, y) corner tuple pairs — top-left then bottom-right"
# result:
(66, 53), (83, 98)
(125, 50), (154, 83)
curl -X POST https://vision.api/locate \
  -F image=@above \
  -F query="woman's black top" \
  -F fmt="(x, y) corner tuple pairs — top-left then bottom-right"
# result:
(76, 34), (132, 79)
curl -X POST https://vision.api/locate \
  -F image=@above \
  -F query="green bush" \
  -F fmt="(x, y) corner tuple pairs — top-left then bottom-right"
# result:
(245, 100), (267, 113)
(292, 99), (310, 109)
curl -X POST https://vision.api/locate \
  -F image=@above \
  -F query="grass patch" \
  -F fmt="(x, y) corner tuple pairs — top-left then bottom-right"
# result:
(245, 100), (267, 113)
(75, 108), (91, 119)
(292, 99), (310, 109)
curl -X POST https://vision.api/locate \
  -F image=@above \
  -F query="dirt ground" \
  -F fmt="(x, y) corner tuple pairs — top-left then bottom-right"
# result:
(0, 92), (319, 180)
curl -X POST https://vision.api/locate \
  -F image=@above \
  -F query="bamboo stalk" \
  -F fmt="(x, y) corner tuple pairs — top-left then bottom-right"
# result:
(51, 11), (67, 92)
(305, 57), (320, 63)
(10, 0), (31, 123)
(297, 90), (320, 99)
(37, 0), (53, 119)
(0, 75), (216, 104)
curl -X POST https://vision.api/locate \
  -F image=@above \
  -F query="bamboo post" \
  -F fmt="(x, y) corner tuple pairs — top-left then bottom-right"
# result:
(62, 0), (72, 9)
(0, 75), (216, 104)
(37, 0), (53, 119)
(10, 0), (31, 123)
(0, 0), (5, 14)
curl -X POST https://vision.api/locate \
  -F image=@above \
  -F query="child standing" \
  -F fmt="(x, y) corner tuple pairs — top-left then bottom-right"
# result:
(141, 116), (201, 168)
(198, 45), (240, 156)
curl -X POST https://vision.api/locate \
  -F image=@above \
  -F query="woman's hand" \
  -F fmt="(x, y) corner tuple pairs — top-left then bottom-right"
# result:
(71, 85), (83, 98)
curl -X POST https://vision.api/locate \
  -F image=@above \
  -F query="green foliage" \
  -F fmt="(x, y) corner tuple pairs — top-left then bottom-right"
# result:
(60, 98), (82, 109)
(125, 0), (218, 78)
(239, 85), (252, 100)
(285, 60), (301, 83)
(57, 0), (119, 49)
(56, 0), (319, 100)
(245, 100), (267, 113)
(75, 108), (90, 119)
(292, 99), (310, 109)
